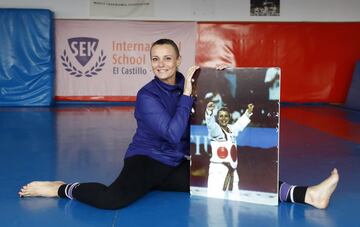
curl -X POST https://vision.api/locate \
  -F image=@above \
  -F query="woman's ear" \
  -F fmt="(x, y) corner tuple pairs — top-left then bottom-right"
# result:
(177, 55), (182, 67)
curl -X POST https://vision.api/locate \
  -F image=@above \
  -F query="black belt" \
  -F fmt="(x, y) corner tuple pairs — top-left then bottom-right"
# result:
(222, 162), (235, 191)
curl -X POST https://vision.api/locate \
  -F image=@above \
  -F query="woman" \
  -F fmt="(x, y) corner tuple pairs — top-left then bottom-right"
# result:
(19, 39), (339, 210)
(205, 102), (253, 197)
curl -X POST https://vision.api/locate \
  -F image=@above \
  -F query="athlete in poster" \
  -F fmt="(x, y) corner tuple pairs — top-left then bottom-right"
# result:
(205, 101), (254, 197)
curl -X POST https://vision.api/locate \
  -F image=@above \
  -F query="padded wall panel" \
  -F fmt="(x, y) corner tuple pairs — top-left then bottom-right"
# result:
(0, 9), (54, 106)
(197, 23), (360, 103)
(345, 61), (360, 110)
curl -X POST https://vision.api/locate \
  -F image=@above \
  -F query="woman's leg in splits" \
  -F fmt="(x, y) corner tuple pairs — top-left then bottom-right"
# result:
(19, 155), (185, 210)
(19, 162), (339, 210)
(279, 168), (339, 209)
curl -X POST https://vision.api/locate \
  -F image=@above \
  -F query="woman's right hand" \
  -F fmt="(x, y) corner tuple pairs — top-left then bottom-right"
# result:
(183, 65), (200, 96)
(206, 101), (216, 115)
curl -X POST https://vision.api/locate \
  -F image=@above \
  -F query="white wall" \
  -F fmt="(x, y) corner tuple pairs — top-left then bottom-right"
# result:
(0, 0), (360, 21)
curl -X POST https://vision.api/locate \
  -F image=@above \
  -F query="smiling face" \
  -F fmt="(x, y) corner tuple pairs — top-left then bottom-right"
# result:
(217, 109), (230, 128)
(150, 44), (181, 85)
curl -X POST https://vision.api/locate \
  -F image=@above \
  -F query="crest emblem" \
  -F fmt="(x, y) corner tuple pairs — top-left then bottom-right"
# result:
(68, 37), (99, 66)
(61, 37), (106, 77)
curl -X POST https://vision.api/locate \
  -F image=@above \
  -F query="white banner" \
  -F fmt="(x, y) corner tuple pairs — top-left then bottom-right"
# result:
(55, 20), (196, 101)
(90, 0), (154, 18)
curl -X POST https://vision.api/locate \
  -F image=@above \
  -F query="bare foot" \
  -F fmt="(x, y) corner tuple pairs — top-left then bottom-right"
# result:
(305, 168), (339, 209)
(18, 181), (65, 198)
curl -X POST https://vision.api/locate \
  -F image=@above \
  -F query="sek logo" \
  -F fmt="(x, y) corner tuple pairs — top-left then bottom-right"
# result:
(60, 37), (107, 77)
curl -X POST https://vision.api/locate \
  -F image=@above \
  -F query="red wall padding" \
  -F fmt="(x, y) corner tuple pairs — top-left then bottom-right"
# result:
(196, 22), (360, 103)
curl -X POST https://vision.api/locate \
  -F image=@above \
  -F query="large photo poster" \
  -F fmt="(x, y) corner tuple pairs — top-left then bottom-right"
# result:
(190, 67), (280, 205)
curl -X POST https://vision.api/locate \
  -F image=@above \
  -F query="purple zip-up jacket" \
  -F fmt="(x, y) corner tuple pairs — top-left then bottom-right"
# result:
(125, 72), (194, 166)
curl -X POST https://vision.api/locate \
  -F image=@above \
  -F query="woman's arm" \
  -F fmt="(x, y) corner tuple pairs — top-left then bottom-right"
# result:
(135, 66), (200, 144)
(204, 102), (223, 138)
(230, 104), (254, 134)
(136, 92), (193, 144)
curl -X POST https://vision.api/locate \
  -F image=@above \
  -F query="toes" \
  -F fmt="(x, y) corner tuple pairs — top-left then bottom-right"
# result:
(332, 168), (338, 174)
(19, 187), (26, 193)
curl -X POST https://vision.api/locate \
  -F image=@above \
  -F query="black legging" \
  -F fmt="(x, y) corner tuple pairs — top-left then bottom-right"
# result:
(58, 155), (306, 210)
(58, 155), (189, 210)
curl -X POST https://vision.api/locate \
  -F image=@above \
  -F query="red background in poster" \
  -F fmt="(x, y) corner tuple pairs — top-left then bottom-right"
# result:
(196, 22), (360, 103)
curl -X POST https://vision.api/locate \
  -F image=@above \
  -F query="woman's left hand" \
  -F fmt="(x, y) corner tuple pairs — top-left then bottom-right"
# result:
(183, 65), (200, 96)
(247, 103), (254, 114)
